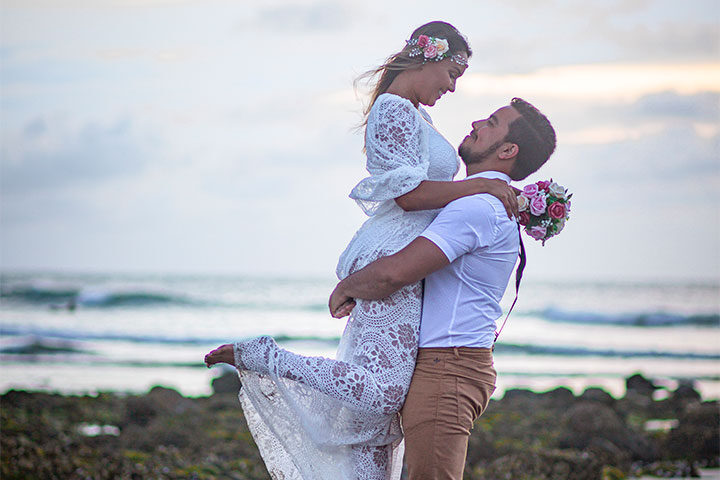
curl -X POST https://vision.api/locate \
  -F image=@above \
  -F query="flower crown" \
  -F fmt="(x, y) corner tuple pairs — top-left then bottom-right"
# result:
(406, 35), (468, 66)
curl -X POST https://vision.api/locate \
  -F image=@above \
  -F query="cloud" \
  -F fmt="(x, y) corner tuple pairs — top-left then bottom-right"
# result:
(554, 90), (720, 143)
(254, 3), (355, 32)
(630, 91), (720, 120)
(462, 62), (720, 102)
(610, 22), (719, 61)
(561, 124), (719, 188)
(1, 116), (155, 192)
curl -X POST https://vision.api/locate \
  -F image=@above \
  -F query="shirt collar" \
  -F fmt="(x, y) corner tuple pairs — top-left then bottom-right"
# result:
(465, 170), (512, 184)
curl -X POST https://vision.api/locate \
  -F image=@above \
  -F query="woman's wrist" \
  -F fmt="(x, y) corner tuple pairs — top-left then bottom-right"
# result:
(467, 177), (491, 194)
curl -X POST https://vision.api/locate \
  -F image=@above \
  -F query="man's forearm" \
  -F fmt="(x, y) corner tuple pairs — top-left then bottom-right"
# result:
(330, 237), (449, 317)
(337, 256), (406, 301)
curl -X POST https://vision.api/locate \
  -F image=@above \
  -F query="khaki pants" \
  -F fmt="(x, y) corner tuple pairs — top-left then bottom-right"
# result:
(400, 347), (496, 480)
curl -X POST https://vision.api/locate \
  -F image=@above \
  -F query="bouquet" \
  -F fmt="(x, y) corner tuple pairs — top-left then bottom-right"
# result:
(517, 180), (572, 245)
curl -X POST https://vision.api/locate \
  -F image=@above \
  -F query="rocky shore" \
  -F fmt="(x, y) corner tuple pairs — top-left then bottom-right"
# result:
(2, 372), (717, 479)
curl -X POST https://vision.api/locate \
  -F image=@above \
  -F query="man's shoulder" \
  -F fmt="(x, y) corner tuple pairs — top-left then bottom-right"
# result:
(444, 194), (502, 219)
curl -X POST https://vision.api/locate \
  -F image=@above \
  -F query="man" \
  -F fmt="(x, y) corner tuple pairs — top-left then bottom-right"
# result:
(329, 97), (556, 479)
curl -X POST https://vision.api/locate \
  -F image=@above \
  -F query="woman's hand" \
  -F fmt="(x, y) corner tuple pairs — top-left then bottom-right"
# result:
(329, 285), (356, 318)
(473, 178), (520, 219)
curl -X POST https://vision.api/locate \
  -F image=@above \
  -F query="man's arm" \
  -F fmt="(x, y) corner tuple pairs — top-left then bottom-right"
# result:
(329, 236), (449, 318)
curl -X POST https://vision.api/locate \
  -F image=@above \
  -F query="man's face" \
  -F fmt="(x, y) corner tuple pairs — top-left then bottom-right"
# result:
(458, 106), (521, 164)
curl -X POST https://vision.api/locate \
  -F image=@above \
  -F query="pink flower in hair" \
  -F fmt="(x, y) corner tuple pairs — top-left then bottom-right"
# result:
(417, 35), (430, 48)
(423, 44), (438, 58)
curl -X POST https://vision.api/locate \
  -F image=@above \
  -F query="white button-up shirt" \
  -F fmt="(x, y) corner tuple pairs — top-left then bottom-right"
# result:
(419, 171), (520, 348)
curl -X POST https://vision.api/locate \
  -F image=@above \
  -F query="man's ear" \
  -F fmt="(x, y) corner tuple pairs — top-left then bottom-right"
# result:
(498, 142), (519, 160)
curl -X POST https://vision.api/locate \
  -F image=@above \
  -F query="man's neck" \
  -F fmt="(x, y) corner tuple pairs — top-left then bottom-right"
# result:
(465, 164), (510, 178)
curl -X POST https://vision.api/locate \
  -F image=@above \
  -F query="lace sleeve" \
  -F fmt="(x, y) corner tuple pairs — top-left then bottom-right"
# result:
(349, 95), (430, 216)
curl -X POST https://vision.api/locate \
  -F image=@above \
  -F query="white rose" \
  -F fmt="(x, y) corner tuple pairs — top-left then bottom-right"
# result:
(517, 194), (530, 212)
(548, 182), (566, 199)
(435, 38), (449, 56)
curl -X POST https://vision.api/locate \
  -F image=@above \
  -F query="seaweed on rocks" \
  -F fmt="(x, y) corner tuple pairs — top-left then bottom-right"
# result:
(1, 373), (718, 479)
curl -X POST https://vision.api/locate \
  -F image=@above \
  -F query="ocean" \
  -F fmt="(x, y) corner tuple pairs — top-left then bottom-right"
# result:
(1, 271), (718, 400)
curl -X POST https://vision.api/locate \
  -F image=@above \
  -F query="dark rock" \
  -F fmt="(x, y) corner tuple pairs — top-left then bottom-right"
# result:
(585, 437), (631, 472)
(146, 385), (192, 414)
(123, 395), (159, 426)
(632, 460), (700, 478)
(1, 389), (35, 408)
(626, 373), (658, 396)
(671, 379), (702, 404)
(540, 386), (575, 407)
(480, 449), (602, 480)
(212, 370), (241, 395)
(558, 401), (657, 461)
(501, 388), (541, 402)
(579, 387), (615, 407)
(662, 401), (720, 462)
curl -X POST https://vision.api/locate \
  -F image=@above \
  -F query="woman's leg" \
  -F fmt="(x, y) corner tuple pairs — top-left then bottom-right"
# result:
(205, 282), (422, 417)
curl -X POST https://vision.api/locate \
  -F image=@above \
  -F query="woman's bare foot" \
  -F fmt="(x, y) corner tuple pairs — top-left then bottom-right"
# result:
(204, 344), (234, 367)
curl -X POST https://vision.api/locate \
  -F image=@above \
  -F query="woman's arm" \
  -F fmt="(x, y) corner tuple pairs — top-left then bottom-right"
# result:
(395, 177), (520, 218)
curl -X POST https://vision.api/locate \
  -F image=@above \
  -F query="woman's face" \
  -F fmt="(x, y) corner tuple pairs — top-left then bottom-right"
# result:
(414, 52), (468, 107)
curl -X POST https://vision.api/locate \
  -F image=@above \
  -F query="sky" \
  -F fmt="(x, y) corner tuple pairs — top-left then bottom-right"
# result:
(1, 0), (719, 282)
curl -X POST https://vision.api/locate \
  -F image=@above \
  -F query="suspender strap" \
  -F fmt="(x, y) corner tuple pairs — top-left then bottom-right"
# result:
(494, 225), (526, 344)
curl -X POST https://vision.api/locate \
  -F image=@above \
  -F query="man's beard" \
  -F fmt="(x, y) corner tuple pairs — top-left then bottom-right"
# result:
(458, 139), (505, 166)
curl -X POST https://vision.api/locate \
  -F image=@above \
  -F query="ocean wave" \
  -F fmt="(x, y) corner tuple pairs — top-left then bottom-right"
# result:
(0, 327), (340, 346)
(2, 327), (718, 361)
(538, 307), (719, 327)
(0, 283), (200, 308)
(0, 283), (328, 311)
(495, 343), (720, 360)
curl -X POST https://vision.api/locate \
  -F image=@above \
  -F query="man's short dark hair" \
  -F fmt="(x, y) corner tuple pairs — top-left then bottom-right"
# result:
(505, 98), (556, 181)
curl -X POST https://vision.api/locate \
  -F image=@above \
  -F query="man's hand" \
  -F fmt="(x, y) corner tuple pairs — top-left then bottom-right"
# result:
(329, 284), (356, 318)
(482, 178), (520, 219)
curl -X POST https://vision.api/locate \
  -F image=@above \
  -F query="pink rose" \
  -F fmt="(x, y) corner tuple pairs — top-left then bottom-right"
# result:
(417, 35), (430, 48)
(530, 195), (546, 216)
(527, 226), (547, 240)
(548, 201), (566, 219)
(523, 184), (539, 197)
(517, 211), (530, 226)
(537, 180), (550, 191)
(423, 44), (438, 58)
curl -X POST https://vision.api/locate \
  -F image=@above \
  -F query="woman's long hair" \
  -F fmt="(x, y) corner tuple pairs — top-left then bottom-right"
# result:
(355, 21), (472, 130)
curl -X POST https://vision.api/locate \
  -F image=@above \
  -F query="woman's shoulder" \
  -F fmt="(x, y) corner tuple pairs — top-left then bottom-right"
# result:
(371, 93), (423, 123)
(373, 93), (418, 113)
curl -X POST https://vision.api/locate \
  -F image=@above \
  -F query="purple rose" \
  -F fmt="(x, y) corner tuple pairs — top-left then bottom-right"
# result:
(530, 195), (547, 216)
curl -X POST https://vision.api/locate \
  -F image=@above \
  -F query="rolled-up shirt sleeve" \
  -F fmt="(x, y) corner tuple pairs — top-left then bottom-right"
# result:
(420, 196), (497, 262)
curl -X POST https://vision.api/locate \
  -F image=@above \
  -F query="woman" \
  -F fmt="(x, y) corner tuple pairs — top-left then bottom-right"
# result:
(205, 21), (518, 480)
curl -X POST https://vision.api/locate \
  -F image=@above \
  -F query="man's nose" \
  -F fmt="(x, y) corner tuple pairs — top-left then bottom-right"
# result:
(471, 120), (481, 129)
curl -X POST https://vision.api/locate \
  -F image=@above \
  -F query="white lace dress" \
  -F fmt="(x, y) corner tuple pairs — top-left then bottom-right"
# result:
(233, 93), (460, 480)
